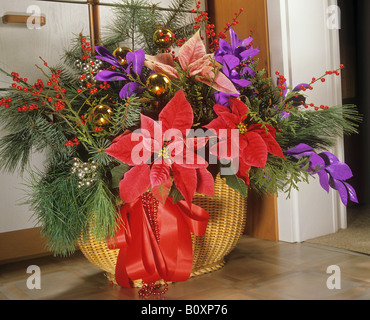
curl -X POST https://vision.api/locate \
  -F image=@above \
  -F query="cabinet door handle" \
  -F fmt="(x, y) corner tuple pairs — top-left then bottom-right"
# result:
(2, 14), (46, 26)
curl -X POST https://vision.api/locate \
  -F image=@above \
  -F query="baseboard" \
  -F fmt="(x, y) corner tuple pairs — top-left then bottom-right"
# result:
(0, 227), (52, 264)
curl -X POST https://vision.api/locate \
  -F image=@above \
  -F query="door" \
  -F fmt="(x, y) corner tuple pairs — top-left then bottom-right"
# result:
(267, 0), (346, 242)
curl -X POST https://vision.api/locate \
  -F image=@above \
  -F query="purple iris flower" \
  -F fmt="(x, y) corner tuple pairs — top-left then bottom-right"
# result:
(214, 29), (259, 106)
(284, 143), (358, 205)
(216, 28), (260, 65)
(219, 54), (252, 88)
(215, 29), (259, 81)
(215, 92), (238, 106)
(94, 46), (145, 99)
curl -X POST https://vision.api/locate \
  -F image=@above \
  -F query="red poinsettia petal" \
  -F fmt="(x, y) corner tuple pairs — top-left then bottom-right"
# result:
(217, 110), (239, 129)
(213, 104), (231, 116)
(159, 90), (194, 136)
(196, 168), (214, 196)
(185, 136), (209, 151)
(229, 97), (249, 121)
(119, 164), (151, 203)
(178, 31), (206, 71)
(248, 124), (285, 159)
(105, 133), (148, 166)
(180, 147), (208, 168)
(211, 136), (242, 160)
(242, 132), (268, 168)
(264, 136), (285, 159)
(204, 116), (228, 135)
(236, 159), (251, 185)
(172, 163), (197, 207)
(140, 114), (161, 141)
(150, 161), (171, 188)
(248, 124), (275, 136)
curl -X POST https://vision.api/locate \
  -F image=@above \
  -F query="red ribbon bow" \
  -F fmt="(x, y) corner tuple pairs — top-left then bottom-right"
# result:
(107, 194), (209, 287)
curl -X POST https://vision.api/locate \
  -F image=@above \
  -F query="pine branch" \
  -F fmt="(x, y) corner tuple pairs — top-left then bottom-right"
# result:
(23, 159), (119, 256)
(164, 0), (194, 27)
(277, 104), (361, 150)
(110, 95), (141, 135)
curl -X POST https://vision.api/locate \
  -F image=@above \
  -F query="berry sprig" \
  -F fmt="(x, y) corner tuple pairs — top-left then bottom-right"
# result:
(276, 64), (344, 113)
(275, 72), (287, 96)
(0, 97), (12, 109)
(218, 8), (244, 40)
(80, 37), (92, 60)
(65, 138), (80, 148)
(77, 115), (88, 127)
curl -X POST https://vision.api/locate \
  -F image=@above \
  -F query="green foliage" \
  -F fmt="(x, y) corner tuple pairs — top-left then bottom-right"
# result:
(276, 104), (361, 150)
(224, 174), (248, 197)
(110, 95), (142, 134)
(23, 161), (119, 256)
(249, 155), (311, 199)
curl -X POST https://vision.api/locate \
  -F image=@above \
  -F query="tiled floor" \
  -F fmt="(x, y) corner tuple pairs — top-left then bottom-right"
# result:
(1, 236), (369, 300)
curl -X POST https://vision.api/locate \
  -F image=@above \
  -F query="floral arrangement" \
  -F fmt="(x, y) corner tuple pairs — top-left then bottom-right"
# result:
(0, 0), (360, 290)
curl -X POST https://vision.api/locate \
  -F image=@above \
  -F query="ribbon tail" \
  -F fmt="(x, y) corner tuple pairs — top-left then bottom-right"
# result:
(107, 204), (131, 287)
(115, 247), (132, 287)
(157, 200), (193, 282)
(125, 200), (164, 284)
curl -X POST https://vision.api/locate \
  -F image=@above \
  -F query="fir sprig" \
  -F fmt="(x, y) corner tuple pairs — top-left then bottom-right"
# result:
(23, 161), (119, 255)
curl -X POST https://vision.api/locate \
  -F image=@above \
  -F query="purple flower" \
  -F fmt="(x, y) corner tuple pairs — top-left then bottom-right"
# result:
(215, 29), (259, 81)
(94, 46), (145, 99)
(216, 28), (259, 64)
(219, 54), (252, 88)
(213, 29), (259, 106)
(284, 143), (358, 205)
(95, 46), (124, 69)
(215, 91), (238, 106)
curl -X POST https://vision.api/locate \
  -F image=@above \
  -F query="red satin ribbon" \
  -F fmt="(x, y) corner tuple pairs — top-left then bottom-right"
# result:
(107, 196), (209, 287)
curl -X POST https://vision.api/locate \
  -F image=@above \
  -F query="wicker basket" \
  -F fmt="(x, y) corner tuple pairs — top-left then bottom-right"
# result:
(78, 175), (247, 286)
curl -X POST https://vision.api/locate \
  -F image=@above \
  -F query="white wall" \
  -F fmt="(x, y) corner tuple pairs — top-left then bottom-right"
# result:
(267, 0), (345, 242)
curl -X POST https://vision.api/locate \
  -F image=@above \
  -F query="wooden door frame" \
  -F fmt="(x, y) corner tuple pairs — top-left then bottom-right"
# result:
(207, 0), (279, 241)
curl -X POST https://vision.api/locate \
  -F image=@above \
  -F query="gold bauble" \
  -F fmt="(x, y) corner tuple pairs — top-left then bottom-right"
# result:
(153, 28), (175, 49)
(146, 73), (171, 97)
(91, 104), (113, 128)
(113, 47), (132, 66)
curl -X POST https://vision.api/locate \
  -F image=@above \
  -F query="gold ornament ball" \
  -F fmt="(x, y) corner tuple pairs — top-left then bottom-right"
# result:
(146, 73), (171, 97)
(113, 47), (132, 66)
(91, 104), (113, 128)
(153, 28), (175, 49)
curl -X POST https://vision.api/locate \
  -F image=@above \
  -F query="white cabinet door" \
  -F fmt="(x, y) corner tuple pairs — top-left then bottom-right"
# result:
(0, 0), (90, 232)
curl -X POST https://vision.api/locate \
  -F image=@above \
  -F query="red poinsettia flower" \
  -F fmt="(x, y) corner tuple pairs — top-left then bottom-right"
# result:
(205, 97), (285, 184)
(105, 90), (214, 206)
